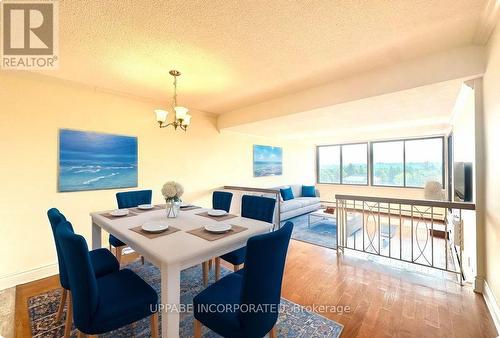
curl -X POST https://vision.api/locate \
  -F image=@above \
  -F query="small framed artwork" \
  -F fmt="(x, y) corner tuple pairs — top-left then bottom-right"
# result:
(253, 144), (283, 177)
(58, 129), (138, 192)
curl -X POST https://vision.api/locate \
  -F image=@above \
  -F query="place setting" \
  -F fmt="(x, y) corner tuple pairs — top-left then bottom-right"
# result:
(100, 208), (138, 220)
(196, 208), (238, 221)
(179, 203), (201, 211)
(130, 220), (180, 239)
(128, 203), (164, 213)
(187, 222), (247, 241)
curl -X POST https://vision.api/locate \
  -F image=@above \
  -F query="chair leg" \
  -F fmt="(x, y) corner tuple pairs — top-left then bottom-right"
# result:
(115, 246), (123, 265)
(194, 319), (202, 338)
(141, 255), (145, 265)
(233, 264), (240, 272)
(55, 288), (67, 322)
(202, 261), (209, 286)
(215, 257), (221, 281)
(64, 293), (73, 338)
(269, 326), (277, 338)
(150, 312), (159, 338)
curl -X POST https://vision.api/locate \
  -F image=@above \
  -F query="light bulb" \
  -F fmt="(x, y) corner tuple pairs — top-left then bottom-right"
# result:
(175, 106), (189, 120)
(155, 109), (168, 123)
(182, 114), (191, 126)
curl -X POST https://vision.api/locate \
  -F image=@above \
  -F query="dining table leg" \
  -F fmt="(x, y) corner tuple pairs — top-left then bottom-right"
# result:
(91, 222), (102, 250)
(161, 263), (181, 338)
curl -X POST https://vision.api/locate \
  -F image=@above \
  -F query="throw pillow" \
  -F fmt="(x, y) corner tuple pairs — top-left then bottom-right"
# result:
(302, 185), (316, 197)
(280, 187), (294, 201)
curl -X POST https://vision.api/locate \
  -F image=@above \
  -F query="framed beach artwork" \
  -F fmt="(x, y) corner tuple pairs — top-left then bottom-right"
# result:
(58, 129), (138, 192)
(253, 145), (283, 177)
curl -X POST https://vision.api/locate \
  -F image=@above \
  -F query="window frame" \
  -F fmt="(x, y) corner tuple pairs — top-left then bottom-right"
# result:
(370, 136), (445, 189)
(316, 142), (369, 186)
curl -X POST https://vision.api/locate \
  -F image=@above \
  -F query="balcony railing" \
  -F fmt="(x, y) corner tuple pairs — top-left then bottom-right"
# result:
(334, 194), (475, 285)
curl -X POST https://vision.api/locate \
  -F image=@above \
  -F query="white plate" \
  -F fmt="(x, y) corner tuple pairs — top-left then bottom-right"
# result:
(110, 209), (129, 217)
(141, 221), (169, 233)
(207, 209), (228, 217)
(138, 204), (154, 210)
(204, 223), (232, 233)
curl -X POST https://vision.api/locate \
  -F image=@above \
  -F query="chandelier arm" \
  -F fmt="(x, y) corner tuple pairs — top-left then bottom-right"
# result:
(159, 121), (175, 129)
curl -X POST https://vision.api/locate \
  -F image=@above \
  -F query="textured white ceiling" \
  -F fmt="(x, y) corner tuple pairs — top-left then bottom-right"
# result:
(40, 0), (486, 113)
(224, 80), (463, 140)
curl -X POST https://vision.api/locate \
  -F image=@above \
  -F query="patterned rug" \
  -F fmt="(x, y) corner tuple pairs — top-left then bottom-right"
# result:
(287, 214), (337, 249)
(28, 261), (343, 337)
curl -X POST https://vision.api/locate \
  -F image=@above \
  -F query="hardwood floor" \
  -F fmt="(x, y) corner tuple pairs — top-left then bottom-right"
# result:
(15, 240), (498, 337)
(282, 241), (497, 338)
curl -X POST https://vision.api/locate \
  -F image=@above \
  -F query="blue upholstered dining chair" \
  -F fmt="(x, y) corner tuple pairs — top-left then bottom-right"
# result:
(47, 208), (120, 338)
(202, 191), (235, 285)
(110, 190), (152, 263)
(56, 220), (159, 338)
(193, 221), (293, 338)
(215, 195), (276, 274)
(212, 191), (233, 212)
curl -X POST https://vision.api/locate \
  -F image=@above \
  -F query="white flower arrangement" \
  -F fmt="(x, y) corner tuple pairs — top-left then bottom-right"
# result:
(162, 181), (184, 202)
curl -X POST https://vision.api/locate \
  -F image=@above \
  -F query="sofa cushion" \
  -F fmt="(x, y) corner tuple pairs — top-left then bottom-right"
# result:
(294, 197), (320, 207)
(280, 200), (303, 213)
(280, 187), (294, 201)
(301, 185), (316, 197)
(281, 203), (321, 221)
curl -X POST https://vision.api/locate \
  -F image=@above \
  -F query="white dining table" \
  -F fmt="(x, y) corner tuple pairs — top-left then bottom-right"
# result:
(90, 206), (272, 338)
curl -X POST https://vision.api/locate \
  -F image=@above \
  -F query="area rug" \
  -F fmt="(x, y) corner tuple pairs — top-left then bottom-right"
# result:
(287, 213), (398, 251)
(286, 214), (337, 249)
(28, 261), (343, 337)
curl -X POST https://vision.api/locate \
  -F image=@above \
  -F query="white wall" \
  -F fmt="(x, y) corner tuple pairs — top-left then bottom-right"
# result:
(450, 83), (477, 281)
(482, 20), (500, 313)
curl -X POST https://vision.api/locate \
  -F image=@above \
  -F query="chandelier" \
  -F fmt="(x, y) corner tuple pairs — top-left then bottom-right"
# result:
(154, 70), (191, 131)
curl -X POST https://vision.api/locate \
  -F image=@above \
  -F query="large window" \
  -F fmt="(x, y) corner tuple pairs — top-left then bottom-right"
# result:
(372, 141), (404, 186)
(404, 138), (444, 187)
(371, 137), (444, 188)
(317, 137), (445, 188)
(317, 145), (340, 184)
(317, 143), (368, 185)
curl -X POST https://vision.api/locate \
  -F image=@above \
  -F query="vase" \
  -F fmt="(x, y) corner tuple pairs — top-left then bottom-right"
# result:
(165, 200), (180, 218)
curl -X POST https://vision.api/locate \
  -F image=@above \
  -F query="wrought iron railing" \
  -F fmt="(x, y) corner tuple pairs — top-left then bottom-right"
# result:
(335, 194), (475, 285)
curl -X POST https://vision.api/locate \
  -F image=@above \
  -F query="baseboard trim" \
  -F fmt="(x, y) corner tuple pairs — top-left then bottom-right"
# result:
(483, 280), (500, 336)
(0, 263), (58, 291)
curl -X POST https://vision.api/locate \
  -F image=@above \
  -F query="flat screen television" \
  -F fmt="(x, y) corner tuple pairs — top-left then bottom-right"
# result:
(454, 162), (473, 202)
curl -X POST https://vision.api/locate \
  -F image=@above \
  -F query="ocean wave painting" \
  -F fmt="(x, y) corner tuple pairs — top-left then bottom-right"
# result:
(253, 144), (283, 177)
(58, 129), (138, 192)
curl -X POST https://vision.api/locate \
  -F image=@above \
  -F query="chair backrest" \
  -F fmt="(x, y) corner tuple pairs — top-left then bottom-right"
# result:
(239, 221), (293, 336)
(56, 221), (99, 331)
(241, 195), (276, 223)
(212, 191), (233, 212)
(47, 208), (74, 289)
(116, 190), (152, 208)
